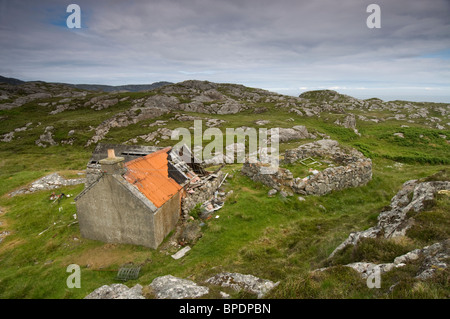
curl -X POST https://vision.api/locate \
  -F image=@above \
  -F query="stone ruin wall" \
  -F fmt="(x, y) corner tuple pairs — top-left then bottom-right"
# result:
(86, 164), (102, 188)
(181, 171), (225, 218)
(242, 139), (372, 196)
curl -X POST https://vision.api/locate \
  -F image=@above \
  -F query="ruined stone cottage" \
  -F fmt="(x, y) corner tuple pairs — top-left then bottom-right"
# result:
(75, 146), (191, 249)
(75, 143), (223, 249)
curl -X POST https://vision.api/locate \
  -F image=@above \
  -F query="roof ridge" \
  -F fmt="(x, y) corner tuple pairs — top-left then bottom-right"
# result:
(124, 146), (172, 167)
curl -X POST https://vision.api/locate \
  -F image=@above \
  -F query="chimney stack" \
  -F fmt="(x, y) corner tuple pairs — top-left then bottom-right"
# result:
(107, 149), (116, 159)
(99, 149), (125, 175)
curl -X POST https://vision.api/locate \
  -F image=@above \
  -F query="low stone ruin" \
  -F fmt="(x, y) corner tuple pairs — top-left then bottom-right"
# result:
(9, 172), (85, 197)
(242, 139), (372, 196)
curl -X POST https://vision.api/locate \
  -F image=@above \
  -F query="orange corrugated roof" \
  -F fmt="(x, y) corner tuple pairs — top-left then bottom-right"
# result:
(124, 147), (182, 208)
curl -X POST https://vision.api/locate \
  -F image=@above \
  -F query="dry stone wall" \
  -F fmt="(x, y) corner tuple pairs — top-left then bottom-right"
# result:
(242, 139), (372, 196)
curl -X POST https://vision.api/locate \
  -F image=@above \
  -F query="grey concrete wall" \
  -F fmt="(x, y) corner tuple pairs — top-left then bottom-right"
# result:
(76, 174), (159, 248)
(153, 191), (181, 247)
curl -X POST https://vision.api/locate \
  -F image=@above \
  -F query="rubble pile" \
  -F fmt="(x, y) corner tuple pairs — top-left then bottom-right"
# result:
(181, 171), (225, 219)
(9, 172), (85, 197)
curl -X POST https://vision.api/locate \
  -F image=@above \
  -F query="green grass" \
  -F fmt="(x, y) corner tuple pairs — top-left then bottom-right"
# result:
(0, 88), (449, 299)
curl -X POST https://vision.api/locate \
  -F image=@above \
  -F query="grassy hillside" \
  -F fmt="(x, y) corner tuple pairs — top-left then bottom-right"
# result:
(0, 80), (448, 299)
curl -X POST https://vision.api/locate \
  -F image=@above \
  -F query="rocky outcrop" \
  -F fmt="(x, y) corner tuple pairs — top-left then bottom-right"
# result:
(334, 113), (356, 130)
(270, 125), (316, 142)
(84, 272), (277, 299)
(1, 92), (52, 110)
(0, 231), (10, 244)
(321, 239), (449, 282)
(126, 127), (174, 145)
(334, 113), (360, 135)
(0, 122), (32, 142)
(150, 275), (209, 299)
(174, 114), (226, 127)
(84, 284), (145, 299)
(35, 126), (58, 148)
(415, 240), (449, 280)
(205, 272), (279, 299)
(329, 180), (450, 258)
(86, 106), (168, 146)
(84, 95), (119, 111)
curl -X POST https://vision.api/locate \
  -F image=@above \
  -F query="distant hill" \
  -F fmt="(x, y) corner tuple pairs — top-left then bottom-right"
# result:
(0, 75), (25, 85)
(69, 81), (173, 92)
(0, 75), (172, 92)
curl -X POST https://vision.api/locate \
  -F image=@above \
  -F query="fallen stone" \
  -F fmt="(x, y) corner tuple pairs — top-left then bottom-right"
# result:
(171, 246), (191, 260)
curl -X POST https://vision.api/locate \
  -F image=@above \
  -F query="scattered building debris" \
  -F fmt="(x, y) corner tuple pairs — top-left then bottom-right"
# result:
(171, 246), (191, 260)
(116, 266), (141, 281)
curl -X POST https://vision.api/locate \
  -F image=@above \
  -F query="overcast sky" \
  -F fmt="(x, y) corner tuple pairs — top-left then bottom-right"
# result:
(1, 0), (449, 102)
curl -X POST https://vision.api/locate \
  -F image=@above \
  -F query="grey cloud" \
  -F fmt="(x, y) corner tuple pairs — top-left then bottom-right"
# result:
(0, 0), (449, 101)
